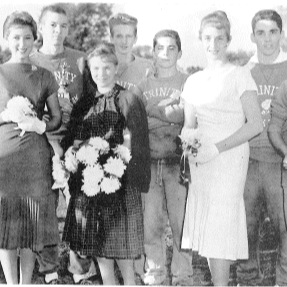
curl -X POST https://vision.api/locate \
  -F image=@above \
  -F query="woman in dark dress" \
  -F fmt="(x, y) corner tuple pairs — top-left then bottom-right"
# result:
(63, 42), (150, 285)
(0, 11), (61, 284)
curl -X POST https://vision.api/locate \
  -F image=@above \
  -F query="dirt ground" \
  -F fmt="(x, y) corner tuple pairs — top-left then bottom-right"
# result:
(0, 192), (278, 286)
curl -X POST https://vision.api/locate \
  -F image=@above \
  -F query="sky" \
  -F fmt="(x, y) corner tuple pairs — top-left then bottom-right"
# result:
(0, 0), (286, 69)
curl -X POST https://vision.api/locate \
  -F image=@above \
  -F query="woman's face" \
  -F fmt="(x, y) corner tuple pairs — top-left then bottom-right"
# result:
(7, 25), (34, 63)
(89, 56), (117, 90)
(201, 25), (230, 62)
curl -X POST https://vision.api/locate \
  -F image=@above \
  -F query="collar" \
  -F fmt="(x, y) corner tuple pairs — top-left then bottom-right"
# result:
(249, 50), (287, 64)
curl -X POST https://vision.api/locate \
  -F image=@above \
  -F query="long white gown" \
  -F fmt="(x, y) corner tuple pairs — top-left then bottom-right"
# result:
(181, 65), (257, 260)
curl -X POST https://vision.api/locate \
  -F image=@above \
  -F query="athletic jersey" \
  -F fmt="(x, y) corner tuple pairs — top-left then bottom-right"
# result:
(116, 55), (153, 91)
(134, 70), (188, 159)
(247, 51), (287, 162)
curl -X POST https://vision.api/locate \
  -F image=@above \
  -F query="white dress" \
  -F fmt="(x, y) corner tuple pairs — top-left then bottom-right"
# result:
(181, 65), (257, 260)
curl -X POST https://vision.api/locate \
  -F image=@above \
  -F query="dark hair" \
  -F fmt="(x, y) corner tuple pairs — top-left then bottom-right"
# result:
(153, 29), (182, 52)
(87, 42), (118, 66)
(199, 10), (231, 42)
(109, 13), (138, 37)
(39, 4), (67, 23)
(3, 11), (37, 40)
(251, 9), (282, 33)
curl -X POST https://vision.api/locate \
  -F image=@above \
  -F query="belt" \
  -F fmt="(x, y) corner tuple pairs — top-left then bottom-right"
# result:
(151, 157), (180, 166)
(151, 157), (180, 186)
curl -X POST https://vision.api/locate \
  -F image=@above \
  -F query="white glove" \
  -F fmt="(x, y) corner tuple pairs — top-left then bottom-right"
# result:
(17, 116), (46, 135)
(188, 136), (219, 165)
(1, 109), (25, 123)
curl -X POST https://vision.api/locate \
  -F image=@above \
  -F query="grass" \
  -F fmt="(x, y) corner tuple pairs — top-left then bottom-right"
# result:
(0, 192), (278, 285)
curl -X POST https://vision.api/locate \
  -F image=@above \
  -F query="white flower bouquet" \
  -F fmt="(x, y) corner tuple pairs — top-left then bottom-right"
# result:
(1, 95), (37, 136)
(52, 137), (132, 197)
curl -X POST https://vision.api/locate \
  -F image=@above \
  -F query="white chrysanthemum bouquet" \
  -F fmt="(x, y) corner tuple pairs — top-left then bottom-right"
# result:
(52, 137), (132, 197)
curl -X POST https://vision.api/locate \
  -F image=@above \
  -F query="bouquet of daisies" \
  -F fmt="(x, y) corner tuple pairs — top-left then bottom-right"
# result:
(52, 137), (132, 197)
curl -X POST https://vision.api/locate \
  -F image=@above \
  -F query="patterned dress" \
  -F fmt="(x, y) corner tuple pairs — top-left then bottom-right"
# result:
(63, 84), (147, 258)
(0, 63), (59, 251)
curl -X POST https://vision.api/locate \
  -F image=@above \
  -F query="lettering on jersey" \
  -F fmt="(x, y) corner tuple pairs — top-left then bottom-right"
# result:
(143, 87), (181, 101)
(256, 84), (278, 127)
(54, 62), (78, 103)
(116, 80), (136, 91)
(257, 85), (277, 96)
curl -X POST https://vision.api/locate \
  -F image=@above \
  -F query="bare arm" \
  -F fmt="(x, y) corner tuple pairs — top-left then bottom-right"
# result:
(45, 92), (62, 132)
(216, 90), (263, 153)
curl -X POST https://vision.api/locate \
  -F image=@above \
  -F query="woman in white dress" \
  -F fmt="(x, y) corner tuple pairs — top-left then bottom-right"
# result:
(180, 11), (263, 286)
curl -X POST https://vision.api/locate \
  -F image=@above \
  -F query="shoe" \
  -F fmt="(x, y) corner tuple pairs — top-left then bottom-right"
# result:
(73, 260), (97, 284)
(141, 273), (166, 285)
(172, 275), (194, 286)
(44, 272), (58, 284)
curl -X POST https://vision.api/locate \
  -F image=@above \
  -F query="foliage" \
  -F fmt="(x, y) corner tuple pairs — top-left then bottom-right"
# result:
(35, 2), (113, 54)
(227, 49), (253, 66)
(133, 45), (153, 60)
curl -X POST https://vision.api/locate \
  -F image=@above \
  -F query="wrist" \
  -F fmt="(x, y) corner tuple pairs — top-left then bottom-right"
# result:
(39, 120), (46, 134)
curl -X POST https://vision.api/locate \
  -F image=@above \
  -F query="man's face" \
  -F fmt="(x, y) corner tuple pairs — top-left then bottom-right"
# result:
(153, 36), (182, 69)
(251, 19), (283, 58)
(110, 24), (137, 55)
(39, 11), (69, 47)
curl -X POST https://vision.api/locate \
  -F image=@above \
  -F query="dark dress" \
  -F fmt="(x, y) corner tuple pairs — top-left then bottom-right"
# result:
(0, 63), (59, 251)
(63, 84), (150, 258)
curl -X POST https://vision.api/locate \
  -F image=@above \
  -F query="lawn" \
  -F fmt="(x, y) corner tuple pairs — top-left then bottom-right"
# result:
(0, 192), (278, 285)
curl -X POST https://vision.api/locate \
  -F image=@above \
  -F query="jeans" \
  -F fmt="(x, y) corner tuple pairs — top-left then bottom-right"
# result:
(139, 160), (193, 283)
(237, 159), (287, 286)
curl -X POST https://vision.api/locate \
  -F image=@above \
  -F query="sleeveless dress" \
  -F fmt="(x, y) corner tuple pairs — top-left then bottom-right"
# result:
(0, 63), (59, 251)
(63, 84), (145, 258)
(181, 65), (257, 260)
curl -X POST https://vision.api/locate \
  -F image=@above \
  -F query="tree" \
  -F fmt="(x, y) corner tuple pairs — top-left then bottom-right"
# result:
(133, 45), (153, 60)
(35, 2), (113, 54)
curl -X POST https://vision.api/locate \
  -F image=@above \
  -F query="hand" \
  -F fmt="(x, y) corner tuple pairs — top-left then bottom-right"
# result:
(189, 136), (219, 164)
(17, 116), (46, 135)
(42, 114), (51, 123)
(157, 97), (179, 107)
(58, 97), (73, 114)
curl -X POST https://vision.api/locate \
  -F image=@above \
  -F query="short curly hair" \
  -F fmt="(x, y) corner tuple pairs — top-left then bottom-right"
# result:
(3, 11), (37, 40)
(87, 42), (118, 66)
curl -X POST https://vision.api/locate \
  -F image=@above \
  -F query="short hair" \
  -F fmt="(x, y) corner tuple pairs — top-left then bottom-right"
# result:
(39, 4), (67, 24)
(251, 9), (282, 33)
(109, 13), (138, 37)
(87, 42), (118, 66)
(153, 29), (182, 52)
(199, 10), (231, 42)
(3, 11), (37, 40)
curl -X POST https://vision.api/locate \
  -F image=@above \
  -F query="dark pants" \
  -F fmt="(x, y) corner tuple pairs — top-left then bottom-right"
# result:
(236, 159), (287, 285)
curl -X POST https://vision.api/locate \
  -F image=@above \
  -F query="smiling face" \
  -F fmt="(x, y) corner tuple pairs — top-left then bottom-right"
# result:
(251, 19), (283, 63)
(89, 56), (117, 91)
(110, 24), (137, 56)
(39, 11), (69, 48)
(201, 25), (230, 62)
(153, 36), (182, 69)
(7, 25), (34, 63)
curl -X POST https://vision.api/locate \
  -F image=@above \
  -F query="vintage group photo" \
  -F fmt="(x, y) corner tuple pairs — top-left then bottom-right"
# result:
(0, 0), (286, 285)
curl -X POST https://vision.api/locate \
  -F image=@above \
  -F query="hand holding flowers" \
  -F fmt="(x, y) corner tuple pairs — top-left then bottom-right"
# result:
(179, 127), (219, 165)
(1, 95), (46, 136)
